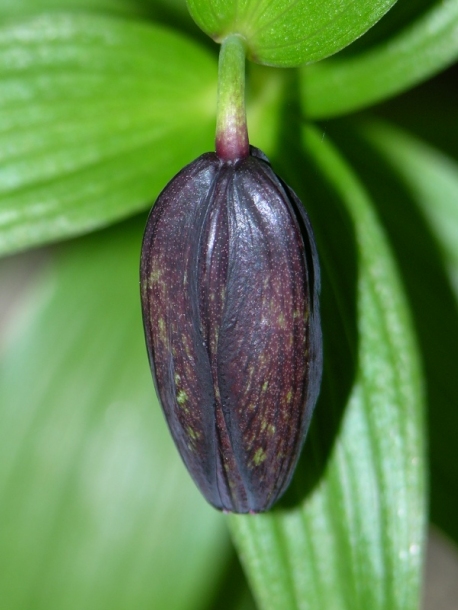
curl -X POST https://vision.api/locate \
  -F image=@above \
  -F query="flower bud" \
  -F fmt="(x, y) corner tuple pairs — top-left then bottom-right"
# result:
(140, 146), (322, 513)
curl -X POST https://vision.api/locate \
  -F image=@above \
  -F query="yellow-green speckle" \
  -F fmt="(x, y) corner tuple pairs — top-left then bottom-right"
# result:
(149, 268), (162, 287)
(186, 426), (200, 441)
(181, 334), (194, 360)
(252, 448), (267, 466)
(262, 381), (269, 392)
(158, 318), (167, 343)
(286, 390), (293, 403)
(177, 390), (188, 405)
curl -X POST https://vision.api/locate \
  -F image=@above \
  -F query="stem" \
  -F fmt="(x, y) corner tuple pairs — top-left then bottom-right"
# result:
(215, 35), (249, 161)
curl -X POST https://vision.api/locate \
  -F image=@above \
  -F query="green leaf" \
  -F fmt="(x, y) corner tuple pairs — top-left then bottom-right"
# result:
(336, 0), (436, 55)
(372, 67), (458, 163)
(0, 0), (141, 18)
(186, 0), (397, 67)
(363, 123), (458, 283)
(353, 121), (458, 544)
(0, 219), (230, 610)
(303, 0), (458, 118)
(0, 0), (191, 22)
(0, 13), (217, 257)
(229, 125), (426, 610)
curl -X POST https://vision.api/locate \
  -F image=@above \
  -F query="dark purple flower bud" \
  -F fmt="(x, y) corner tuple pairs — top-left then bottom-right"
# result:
(140, 146), (322, 513)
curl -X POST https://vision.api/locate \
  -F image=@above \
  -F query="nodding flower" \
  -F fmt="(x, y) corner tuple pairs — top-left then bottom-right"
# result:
(140, 146), (322, 513)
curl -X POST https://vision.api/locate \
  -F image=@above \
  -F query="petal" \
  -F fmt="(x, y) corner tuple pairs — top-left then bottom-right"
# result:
(141, 153), (225, 508)
(214, 157), (321, 511)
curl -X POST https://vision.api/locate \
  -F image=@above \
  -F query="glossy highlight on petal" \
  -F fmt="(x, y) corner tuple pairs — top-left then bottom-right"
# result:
(140, 146), (322, 513)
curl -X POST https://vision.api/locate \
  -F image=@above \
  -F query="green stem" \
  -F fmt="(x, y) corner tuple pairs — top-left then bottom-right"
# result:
(215, 35), (249, 161)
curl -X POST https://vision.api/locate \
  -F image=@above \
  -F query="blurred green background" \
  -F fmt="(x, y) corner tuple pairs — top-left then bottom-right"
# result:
(1, 1), (458, 609)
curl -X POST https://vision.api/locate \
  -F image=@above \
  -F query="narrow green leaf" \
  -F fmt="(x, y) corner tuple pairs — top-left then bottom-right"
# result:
(0, 13), (217, 256)
(354, 122), (458, 544)
(303, 0), (458, 118)
(363, 123), (458, 281)
(0, 220), (229, 610)
(186, 0), (397, 67)
(229, 125), (426, 610)
(0, 0), (190, 21)
(372, 66), (458, 163)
